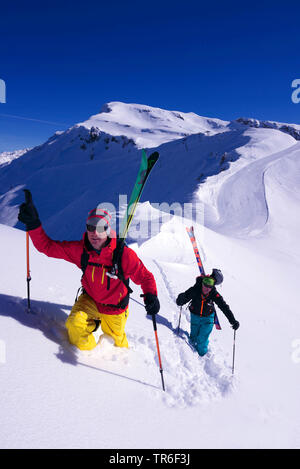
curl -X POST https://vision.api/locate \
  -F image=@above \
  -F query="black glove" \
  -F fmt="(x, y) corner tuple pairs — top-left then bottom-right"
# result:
(142, 293), (160, 315)
(18, 189), (41, 231)
(176, 293), (186, 306)
(231, 320), (240, 330)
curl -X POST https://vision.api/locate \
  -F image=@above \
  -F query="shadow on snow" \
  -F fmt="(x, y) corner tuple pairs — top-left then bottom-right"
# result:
(0, 293), (162, 390)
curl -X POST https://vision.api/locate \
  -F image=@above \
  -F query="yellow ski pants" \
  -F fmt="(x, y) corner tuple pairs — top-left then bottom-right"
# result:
(65, 293), (129, 351)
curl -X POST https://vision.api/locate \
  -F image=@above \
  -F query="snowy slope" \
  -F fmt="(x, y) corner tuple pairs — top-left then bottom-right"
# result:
(0, 223), (234, 449)
(1, 102), (300, 449)
(196, 139), (300, 238)
(1, 198), (300, 448)
(0, 149), (30, 168)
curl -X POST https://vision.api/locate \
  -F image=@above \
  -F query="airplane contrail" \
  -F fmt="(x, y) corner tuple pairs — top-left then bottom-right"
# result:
(0, 112), (70, 126)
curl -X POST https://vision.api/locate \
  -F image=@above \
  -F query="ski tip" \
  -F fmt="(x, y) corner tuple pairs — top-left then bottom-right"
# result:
(141, 149), (159, 167)
(148, 151), (159, 163)
(142, 149), (159, 159)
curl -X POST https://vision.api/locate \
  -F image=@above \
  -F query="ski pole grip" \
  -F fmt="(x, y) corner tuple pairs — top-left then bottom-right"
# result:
(151, 313), (157, 331)
(24, 189), (33, 204)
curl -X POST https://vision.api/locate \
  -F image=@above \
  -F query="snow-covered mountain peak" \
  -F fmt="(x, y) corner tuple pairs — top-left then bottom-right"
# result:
(1, 101), (299, 242)
(79, 101), (230, 148)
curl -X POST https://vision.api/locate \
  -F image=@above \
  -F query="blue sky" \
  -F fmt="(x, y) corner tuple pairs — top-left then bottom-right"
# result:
(0, 0), (299, 152)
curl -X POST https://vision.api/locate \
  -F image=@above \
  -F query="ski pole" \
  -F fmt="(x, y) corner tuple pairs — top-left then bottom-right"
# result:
(26, 231), (31, 313)
(176, 306), (182, 335)
(130, 297), (145, 308)
(151, 314), (165, 391)
(232, 330), (236, 375)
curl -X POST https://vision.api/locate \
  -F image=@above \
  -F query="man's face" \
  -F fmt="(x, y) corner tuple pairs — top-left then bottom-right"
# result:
(202, 284), (213, 295)
(87, 228), (108, 250)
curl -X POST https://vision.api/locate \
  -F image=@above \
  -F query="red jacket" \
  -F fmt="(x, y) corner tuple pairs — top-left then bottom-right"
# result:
(29, 226), (157, 315)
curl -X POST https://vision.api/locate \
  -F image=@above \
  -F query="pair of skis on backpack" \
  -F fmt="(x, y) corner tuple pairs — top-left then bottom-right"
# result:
(186, 226), (222, 330)
(119, 150), (222, 330)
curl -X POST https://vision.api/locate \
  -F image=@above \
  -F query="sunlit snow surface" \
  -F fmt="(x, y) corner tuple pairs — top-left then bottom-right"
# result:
(0, 103), (300, 448)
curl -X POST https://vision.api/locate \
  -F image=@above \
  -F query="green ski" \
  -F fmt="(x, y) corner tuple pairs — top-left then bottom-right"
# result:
(119, 149), (159, 240)
(117, 149), (165, 391)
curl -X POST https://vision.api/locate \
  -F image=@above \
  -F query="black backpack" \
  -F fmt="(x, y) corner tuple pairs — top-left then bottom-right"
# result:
(79, 237), (133, 309)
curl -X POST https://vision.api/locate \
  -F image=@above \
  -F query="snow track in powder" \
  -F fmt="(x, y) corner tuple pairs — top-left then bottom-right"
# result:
(6, 289), (233, 409)
(144, 258), (234, 406)
(40, 254), (235, 409)
(0, 223), (235, 419)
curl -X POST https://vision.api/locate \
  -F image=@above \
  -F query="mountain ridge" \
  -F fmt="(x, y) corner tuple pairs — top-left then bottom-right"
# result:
(0, 102), (298, 240)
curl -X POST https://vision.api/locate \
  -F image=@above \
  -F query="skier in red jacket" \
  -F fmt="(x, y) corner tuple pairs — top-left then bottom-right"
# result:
(18, 193), (160, 351)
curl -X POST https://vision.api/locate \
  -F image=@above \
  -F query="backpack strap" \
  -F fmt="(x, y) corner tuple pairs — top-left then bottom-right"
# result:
(80, 249), (90, 276)
(108, 238), (133, 295)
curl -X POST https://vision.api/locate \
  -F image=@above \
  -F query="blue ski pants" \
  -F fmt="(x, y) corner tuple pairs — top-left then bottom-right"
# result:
(190, 313), (214, 356)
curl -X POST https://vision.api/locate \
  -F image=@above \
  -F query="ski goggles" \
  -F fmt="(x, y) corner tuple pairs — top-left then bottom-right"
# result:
(202, 277), (215, 287)
(86, 223), (109, 233)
